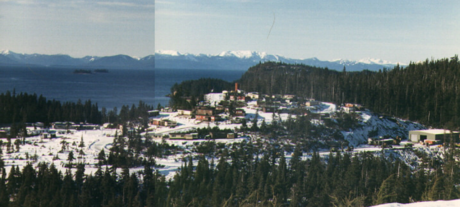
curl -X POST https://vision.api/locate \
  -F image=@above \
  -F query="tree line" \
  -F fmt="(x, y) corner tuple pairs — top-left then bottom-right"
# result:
(0, 91), (101, 126)
(0, 90), (153, 137)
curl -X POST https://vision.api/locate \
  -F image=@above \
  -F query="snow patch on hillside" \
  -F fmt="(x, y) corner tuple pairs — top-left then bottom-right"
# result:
(343, 110), (424, 147)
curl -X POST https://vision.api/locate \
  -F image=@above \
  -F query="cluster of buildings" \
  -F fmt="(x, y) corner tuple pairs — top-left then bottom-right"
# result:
(0, 121), (103, 139)
(149, 83), (373, 141)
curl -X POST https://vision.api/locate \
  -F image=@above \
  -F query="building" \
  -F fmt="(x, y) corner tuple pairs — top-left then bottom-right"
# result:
(234, 108), (246, 117)
(79, 124), (100, 130)
(271, 94), (282, 99)
(196, 107), (215, 116)
(247, 92), (259, 100)
(204, 93), (224, 105)
(150, 119), (177, 128)
(169, 133), (198, 140)
(196, 107), (219, 121)
(177, 109), (192, 116)
(283, 94), (295, 99)
(237, 96), (246, 101)
(262, 106), (277, 113)
(148, 110), (160, 117)
(354, 104), (364, 111)
(215, 105), (225, 112)
(305, 100), (320, 107)
(196, 115), (221, 122)
(209, 132), (234, 139)
(53, 122), (73, 129)
(409, 129), (460, 143)
(342, 106), (355, 113)
(0, 130), (7, 138)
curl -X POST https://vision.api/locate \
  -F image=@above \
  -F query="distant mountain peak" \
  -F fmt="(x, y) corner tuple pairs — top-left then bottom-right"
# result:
(155, 50), (181, 56)
(1, 49), (20, 55)
(218, 50), (261, 59)
(331, 58), (406, 66)
(357, 58), (393, 65)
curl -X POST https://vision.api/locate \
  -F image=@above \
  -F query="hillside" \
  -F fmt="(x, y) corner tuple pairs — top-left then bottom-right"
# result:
(238, 56), (460, 128)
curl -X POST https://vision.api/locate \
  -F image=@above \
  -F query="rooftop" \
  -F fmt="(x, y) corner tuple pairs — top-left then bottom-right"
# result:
(410, 129), (459, 135)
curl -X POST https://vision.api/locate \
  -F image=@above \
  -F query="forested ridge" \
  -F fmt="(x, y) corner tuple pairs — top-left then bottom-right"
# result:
(238, 55), (460, 128)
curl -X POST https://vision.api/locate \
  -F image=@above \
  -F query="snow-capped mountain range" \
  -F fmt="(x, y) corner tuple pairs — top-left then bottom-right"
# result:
(155, 50), (405, 71)
(0, 50), (154, 69)
(0, 49), (404, 71)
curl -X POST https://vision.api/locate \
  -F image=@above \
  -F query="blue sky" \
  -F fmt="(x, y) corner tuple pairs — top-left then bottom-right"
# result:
(156, 0), (460, 63)
(1, 1), (458, 63)
(0, 0), (154, 58)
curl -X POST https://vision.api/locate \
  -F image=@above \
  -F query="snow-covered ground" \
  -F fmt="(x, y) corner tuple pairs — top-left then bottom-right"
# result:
(372, 199), (460, 207)
(0, 101), (433, 180)
(2, 128), (120, 176)
(151, 103), (293, 137)
(310, 102), (337, 114)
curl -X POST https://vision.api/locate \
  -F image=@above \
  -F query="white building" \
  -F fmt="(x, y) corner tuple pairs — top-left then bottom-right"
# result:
(247, 92), (259, 100)
(204, 93), (224, 105)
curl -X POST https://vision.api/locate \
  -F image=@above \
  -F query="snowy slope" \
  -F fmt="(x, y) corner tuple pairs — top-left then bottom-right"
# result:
(3, 128), (121, 177)
(372, 199), (460, 207)
(343, 110), (424, 146)
(308, 102), (424, 146)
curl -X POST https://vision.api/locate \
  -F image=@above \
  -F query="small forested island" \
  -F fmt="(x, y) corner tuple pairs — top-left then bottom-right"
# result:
(73, 69), (92, 74)
(94, 69), (109, 73)
(73, 69), (109, 74)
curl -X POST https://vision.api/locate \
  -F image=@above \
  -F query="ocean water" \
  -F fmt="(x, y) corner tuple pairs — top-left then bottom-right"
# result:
(0, 66), (244, 110)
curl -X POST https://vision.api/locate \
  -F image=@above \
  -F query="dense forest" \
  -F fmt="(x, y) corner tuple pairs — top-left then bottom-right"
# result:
(0, 142), (458, 207)
(0, 91), (101, 126)
(238, 56), (460, 128)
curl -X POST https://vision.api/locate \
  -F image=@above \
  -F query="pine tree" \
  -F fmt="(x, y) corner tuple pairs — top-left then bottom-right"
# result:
(375, 174), (397, 205)
(78, 135), (85, 148)
(67, 151), (75, 167)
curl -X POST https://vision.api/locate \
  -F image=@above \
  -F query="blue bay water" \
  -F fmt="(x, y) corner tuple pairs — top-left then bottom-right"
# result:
(0, 66), (244, 110)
